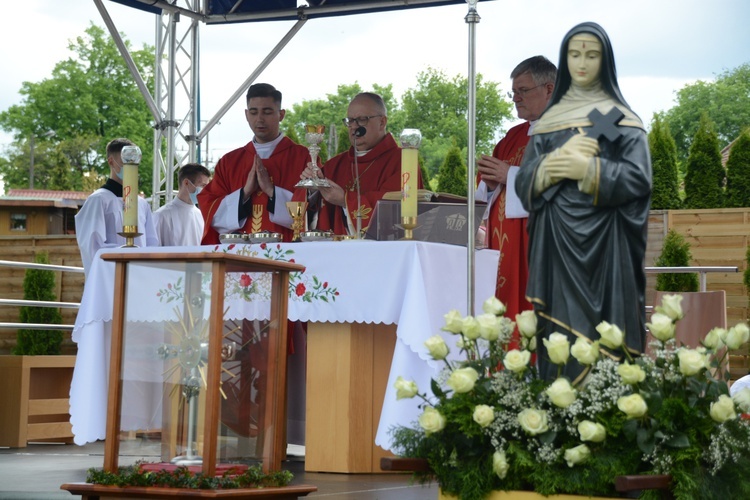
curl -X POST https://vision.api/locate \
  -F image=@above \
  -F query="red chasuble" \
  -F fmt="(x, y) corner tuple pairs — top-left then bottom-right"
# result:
(199, 137), (309, 244)
(481, 121), (533, 349)
(305, 133), (423, 235)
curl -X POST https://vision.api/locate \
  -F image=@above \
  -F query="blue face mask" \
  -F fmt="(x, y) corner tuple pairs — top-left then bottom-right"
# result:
(189, 185), (203, 205)
(115, 166), (123, 180)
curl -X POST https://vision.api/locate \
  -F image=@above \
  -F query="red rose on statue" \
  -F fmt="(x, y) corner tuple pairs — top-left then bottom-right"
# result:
(239, 274), (252, 288)
(295, 283), (306, 296)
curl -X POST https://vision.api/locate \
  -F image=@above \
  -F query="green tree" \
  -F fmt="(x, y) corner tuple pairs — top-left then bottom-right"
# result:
(683, 115), (725, 209)
(436, 145), (467, 196)
(284, 83), (401, 158)
(655, 229), (699, 292)
(648, 114), (681, 209)
(401, 68), (511, 179)
(0, 24), (155, 194)
(662, 63), (750, 164)
(14, 252), (63, 355)
(725, 129), (750, 208)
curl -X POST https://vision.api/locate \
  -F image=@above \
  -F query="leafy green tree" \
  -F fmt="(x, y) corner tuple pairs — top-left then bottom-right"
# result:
(14, 252), (63, 355)
(401, 68), (512, 179)
(725, 129), (750, 208)
(655, 229), (699, 292)
(648, 114), (681, 209)
(0, 24), (155, 194)
(436, 145), (467, 196)
(662, 63), (750, 164)
(683, 115), (725, 209)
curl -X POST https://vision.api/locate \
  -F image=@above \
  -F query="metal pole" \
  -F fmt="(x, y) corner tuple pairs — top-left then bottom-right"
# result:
(465, 1), (480, 315)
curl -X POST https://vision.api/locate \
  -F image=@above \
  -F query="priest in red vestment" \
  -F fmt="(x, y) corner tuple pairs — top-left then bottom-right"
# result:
(476, 57), (556, 347)
(198, 83), (310, 244)
(294, 92), (422, 235)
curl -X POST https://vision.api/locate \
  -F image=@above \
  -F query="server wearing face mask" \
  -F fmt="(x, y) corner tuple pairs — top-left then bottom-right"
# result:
(75, 137), (160, 277)
(153, 163), (211, 247)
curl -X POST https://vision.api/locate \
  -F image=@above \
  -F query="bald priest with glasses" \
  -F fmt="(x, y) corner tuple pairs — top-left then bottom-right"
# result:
(296, 92), (423, 236)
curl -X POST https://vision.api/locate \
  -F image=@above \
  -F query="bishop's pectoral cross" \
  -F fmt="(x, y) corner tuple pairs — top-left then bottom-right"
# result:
(586, 107), (625, 143)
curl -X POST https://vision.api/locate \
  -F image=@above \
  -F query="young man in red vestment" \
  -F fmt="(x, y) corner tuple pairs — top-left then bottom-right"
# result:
(295, 92), (422, 236)
(198, 83), (310, 244)
(476, 56), (556, 346)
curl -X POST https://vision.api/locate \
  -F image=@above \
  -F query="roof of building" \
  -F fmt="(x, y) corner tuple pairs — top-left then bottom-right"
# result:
(0, 189), (89, 208)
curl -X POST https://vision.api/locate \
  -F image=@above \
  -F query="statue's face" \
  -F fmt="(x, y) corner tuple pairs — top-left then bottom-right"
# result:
(567, 33), (602, 88)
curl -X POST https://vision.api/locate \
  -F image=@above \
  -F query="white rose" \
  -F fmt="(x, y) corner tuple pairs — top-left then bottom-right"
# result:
(442, 309), (463, 334)
(461, 316), (481, 340)
(596, 321), (624, 349)
(473, 404), (495, 427)
(492, 451), (509, 479)
(424, 335), (449, 360)
(418, 406), (447, 435)
(483, 296), (506, 316)
(677, 348), (707, 376)
(477, 313), (502, 341)
(455, 337), (469, 350)
(504, 349), (531, 373)
(516, 310), (538, 339)
(394, 376), (418, 400)
(723, 324), (750, 350)
(732, 387), (750, 413)
(617, 362), (646, 385)
(447, 367), (479, 393)
(646, 313), (675, 342)
(710, 394), (737, 423)
(518, 408), (549, 435)
(702, 327), (725, 350)
(546, 378), (577, 408)
(617, 394), (648, 418)
(655, 294), (684, 321)
(577, 420), (606, 443)
(543, 333), (570, 365)
(564, 444), (591, 467)
(570, 338), (599, 365)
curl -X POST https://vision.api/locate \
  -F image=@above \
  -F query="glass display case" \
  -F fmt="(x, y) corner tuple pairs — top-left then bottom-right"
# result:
(100, 251), (304, 476)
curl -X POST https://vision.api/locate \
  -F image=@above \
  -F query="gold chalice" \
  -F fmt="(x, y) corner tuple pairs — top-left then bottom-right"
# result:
(286, 201), (308, 242)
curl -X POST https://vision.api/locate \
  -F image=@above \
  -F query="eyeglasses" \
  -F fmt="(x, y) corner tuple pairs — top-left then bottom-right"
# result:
(506, 84), (544, 99)
(342, 115), (382, 127)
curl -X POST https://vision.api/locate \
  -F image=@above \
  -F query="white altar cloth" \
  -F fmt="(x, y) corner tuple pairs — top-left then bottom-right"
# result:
(69, 241), (499, 450)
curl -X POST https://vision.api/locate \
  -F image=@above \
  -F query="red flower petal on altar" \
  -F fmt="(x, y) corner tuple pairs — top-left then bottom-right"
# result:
(334, 291), (339, 296)
(289, 258), (295, 263)
(156, 292), (161, 297)
(240, 274), (252, 288)
(260, 243), (267, 250)
(167, 283), (172, 289)
(323, 282), (328, 288)
(295, 283), (306, 296)
(228, 244), (236, 250)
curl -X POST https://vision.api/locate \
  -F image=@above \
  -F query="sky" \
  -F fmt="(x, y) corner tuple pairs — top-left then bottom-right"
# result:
(0, 0), (748, 170)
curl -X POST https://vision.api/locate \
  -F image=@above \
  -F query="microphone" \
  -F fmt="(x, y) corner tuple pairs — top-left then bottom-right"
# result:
(354, 126), (366, 138)
(352, 127), (365, 238)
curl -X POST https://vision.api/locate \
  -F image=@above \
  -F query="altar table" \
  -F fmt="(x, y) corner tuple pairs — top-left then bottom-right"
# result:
(69, 241), (499, 471)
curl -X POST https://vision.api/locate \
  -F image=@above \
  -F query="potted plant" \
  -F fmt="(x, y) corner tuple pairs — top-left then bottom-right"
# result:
(0, 251), (75, 447)
(389, 295), (750, 500)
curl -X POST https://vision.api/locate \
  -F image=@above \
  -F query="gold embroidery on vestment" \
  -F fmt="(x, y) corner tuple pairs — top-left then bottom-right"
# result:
(251, 204), (263, 233)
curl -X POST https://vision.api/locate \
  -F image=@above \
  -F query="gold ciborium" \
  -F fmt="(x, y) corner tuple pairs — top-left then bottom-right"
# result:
(295, 124), (330, 189)
(286, 201), (308, 242)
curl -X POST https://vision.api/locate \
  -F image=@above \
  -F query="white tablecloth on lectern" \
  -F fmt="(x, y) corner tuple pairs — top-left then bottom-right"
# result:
(69, 241), (499, 450)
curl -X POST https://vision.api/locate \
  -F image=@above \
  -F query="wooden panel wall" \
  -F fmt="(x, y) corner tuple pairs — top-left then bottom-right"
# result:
(0, 236), (83, 355)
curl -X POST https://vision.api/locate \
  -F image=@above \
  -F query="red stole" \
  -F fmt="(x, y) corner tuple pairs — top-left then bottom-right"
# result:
(199, 137), (310, 244)
(482, 122), (532, 350)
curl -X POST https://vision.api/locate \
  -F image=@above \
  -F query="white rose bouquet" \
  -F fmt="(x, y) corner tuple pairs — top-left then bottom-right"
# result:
(390, 295), (750, 500)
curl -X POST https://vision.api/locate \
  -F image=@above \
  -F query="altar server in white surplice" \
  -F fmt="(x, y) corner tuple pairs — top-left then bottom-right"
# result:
(75, 138), (159, 278)
(154, 163), (211, 247)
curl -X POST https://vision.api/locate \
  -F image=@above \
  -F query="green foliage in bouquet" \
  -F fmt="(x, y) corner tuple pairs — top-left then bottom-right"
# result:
(390, 296), (750, 500)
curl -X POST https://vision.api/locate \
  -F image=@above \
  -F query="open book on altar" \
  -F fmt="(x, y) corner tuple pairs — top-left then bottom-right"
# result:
(381, 189), (469, 204)
(364, 198), (486, 246)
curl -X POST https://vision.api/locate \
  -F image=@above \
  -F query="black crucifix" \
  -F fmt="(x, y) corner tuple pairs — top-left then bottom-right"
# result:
(586, 107), (625, 143)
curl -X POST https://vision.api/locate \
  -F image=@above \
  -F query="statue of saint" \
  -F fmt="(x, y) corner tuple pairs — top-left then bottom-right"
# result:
(515, 22), (652, 383)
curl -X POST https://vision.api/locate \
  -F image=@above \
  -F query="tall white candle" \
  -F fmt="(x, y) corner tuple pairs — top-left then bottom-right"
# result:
(400, 129), (422, 220)
(120, 145), (142, 230)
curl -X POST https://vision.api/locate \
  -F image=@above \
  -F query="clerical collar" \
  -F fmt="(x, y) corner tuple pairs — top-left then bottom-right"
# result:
(355, 149), (371, 157)
(253, 134), (284, 159)
(528, 120), (538, 135)
(101, 178), (123, 197)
